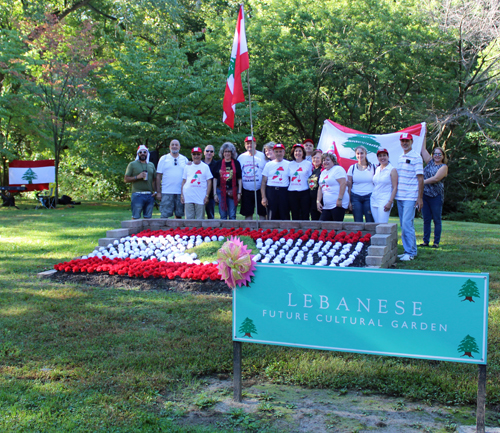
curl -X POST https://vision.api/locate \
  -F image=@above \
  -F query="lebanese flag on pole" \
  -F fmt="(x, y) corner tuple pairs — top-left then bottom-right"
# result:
(317, 120), (426, 172)
(9, 160), (56, 191)
(222, 5), (249, 129)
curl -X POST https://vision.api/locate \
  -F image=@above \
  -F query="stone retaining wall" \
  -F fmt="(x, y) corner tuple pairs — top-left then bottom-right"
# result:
(98, 219), (398, 269)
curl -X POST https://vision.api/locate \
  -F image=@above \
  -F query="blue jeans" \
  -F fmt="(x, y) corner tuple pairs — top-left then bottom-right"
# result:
(422, 194), (443, 245)
(131, 193), (154, 219)
(351, 192), (374, 223)
(217, 190), (237, 220)
(397, 200), (417, 256)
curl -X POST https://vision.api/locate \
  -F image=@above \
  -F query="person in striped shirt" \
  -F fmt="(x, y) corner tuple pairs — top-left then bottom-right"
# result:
(395, 133), (424, 261)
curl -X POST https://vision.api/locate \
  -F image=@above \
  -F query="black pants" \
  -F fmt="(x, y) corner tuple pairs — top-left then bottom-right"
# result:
(288, 189), (310, 220)
(240, 188), (267, 217)
(320, 206), (346, 222)
(266, 186), (290, 220)
(310, 191), (321, 220)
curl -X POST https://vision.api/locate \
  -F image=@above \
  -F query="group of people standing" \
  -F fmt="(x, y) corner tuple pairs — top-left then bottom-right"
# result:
(342, 132), (448, 260)
(124, 132), (448, 261)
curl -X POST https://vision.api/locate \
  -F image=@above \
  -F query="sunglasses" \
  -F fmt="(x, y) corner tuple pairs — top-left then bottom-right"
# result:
(174, 159), (177, 165)
(205, 150), (214, 153)
(138, 151), (147, 154)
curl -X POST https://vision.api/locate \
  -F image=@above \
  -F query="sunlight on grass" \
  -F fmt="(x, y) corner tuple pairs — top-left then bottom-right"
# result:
(0, 306), (30, 317)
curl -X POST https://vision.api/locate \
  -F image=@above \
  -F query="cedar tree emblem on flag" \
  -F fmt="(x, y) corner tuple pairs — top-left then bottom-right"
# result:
(222, 5), (249, 129)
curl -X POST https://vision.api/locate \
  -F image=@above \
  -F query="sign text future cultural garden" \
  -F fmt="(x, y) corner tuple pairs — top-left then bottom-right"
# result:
(233, 264), (488, 364)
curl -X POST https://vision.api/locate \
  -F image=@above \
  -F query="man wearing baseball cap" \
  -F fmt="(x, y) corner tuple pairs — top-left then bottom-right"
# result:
(238, 135), (267, 220)
(181, 147), (213, 219)
(302, 139), (315, 162)
(124, 145), (157, 219)
(395, 132), (424, 261)
(156, 139), (189, 219)
(244, 135), (265, 160)
(261, 143), (290, 220)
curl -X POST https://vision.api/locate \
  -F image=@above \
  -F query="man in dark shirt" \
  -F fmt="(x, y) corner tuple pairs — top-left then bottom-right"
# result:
(204, 145), (217, 219)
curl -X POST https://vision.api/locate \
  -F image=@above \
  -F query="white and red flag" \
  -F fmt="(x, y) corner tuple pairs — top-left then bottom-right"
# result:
(9, 160), (55, 191)
(317, 120), (427, 172)
(222, 5), (249, 129)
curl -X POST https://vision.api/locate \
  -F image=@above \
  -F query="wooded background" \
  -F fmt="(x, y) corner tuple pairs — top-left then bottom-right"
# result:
(1, 0), (499, 222)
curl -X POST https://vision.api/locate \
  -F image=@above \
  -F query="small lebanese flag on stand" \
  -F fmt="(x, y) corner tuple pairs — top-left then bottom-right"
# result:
(222, 5), (249, 129)
(9, 160), (56, 191)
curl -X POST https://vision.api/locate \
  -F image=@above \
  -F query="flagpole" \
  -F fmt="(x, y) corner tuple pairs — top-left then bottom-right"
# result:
(246, 69), (259, 228)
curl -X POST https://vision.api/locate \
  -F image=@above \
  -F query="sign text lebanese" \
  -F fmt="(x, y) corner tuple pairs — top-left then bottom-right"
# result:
(233, 264), (488, 364)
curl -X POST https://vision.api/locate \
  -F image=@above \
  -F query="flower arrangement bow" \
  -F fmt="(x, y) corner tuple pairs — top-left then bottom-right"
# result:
(217, 236), (256, 289)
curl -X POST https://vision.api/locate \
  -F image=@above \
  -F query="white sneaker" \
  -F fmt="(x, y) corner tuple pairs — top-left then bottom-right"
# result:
(399, 254), (414, 261)
(397, 253), (406, 259)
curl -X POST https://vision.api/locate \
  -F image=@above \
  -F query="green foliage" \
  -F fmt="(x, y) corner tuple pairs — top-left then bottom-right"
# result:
(91, 36), (226, 155)
(446, 200), (500, 225)
(193, 392), (219, 409)
(443, 132), (500, 221)
(187, 240), (225, 262)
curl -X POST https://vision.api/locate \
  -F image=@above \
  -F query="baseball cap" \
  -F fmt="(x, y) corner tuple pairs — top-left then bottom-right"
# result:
(400, 133), (413, 140)
(244, 136), (256, 142)
(292, 143), (304, 150)
(273, 143), (285, 150)
(377, 148), (389, 156)
(302, 138), (314, 145)
(191, 147), (202, 153)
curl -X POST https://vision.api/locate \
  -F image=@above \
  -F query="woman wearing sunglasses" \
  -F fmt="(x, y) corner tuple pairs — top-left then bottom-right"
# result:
(420, 145), (448, 248)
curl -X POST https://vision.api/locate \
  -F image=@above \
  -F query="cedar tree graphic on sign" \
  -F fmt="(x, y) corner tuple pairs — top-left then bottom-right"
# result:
(239, 317), (257, 338)
(458, 279), (480, 302)
(343, 135), (380, 155)
(457, 334), (480, 358)
(21, 168), (38, 184)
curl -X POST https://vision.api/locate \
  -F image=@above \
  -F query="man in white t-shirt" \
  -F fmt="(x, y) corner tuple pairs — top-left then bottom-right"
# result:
(261, 143), (290, 220)
(395, 133), (424, 261)
(181, 147), (213, 219)
(238, 136), (267, 220)
(156, 139), (189, 218)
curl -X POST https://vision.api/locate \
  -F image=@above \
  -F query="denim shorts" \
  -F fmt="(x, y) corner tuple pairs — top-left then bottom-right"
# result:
(131, 192), (154, 219)
(160, 194), (184, 218)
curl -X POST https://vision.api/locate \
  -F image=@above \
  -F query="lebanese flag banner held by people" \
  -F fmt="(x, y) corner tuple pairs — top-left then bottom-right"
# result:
(9, 160), (56, 191)
(222, 5), (249, 129)
(317, 120), (427, 172)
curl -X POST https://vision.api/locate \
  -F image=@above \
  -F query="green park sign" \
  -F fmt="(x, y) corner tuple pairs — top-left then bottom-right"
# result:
(233, 264), (489, 364)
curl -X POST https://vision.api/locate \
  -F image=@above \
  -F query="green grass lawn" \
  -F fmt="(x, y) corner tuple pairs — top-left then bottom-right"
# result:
(0, 200), (499, 432)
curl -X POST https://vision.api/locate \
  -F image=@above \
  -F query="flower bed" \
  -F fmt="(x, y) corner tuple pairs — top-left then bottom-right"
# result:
(54, 228), (371, 281)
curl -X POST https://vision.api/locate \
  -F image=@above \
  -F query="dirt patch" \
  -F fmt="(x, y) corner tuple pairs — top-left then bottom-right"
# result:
(160, 378), (479, 432)
(49, 271), (232, 295)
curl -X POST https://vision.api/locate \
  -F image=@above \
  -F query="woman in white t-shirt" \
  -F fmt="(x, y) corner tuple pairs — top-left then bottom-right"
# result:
(347, 145), (375, 222)
(370, 148), (398, 223)
(316, 152), (349, 221)
(288, 143), (313, 220)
